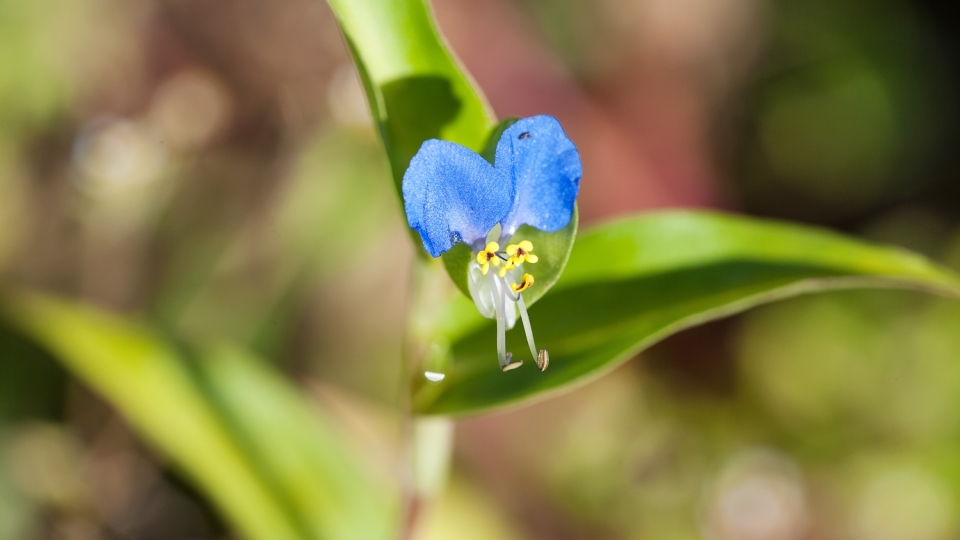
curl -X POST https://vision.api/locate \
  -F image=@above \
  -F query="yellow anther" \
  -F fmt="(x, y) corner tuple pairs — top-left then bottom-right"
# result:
(510, 273), (535, 294)
(505, 240), (537, 266)
(476, 242), (501, 275)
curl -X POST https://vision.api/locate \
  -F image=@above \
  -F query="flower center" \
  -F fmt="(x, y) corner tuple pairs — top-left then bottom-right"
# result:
(467, 238), (548, 372)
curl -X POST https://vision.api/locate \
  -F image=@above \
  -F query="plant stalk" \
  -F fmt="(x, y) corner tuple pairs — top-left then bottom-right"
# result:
(399, 257), (458, 539)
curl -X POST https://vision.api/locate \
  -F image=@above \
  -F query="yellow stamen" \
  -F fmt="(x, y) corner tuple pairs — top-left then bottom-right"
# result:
(511, 273), (535, 294)
(477, 242), (501, 275)
(505, 240), (537, 267)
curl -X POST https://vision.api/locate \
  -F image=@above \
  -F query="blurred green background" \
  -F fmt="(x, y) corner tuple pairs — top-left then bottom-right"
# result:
(2, 0), (960, 538)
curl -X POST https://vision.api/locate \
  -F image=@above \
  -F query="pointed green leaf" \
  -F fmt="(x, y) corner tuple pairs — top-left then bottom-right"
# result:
(414, 211), (960, 416)
(1, 292), (396, 540)
(326, 0), (496, 196)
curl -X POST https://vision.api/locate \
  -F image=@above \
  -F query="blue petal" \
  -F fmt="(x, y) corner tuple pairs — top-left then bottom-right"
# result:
(494, 115), (582, 237)
(402, 139), (515, 257)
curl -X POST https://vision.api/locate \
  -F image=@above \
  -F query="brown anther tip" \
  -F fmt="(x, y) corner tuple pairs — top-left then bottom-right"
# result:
(536, 349), (549, 371)
(501, 360), (524, 372)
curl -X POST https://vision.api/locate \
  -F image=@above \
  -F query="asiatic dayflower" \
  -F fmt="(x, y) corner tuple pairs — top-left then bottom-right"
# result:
(402, 115), (582, 372)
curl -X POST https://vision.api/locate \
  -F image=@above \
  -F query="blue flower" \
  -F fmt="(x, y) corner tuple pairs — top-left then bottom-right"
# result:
(402, 115), (582, 372)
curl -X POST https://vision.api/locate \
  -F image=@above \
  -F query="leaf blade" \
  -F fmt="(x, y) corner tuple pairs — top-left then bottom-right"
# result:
(2, 292), (395, 540)
(413, 211), (960, 416)
(327, 0), (496, 194)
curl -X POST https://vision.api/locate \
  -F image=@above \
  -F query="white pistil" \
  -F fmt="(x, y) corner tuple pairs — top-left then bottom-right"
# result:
(499, 275), (538, 361)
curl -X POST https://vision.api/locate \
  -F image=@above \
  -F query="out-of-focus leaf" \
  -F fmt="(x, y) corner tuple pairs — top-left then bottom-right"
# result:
(0, 326), (66, 424)
(1, 293), (395, 540)
(325, 0), (496, 196)
(197, 344), (397, 540)
(413, 211), (960, 416)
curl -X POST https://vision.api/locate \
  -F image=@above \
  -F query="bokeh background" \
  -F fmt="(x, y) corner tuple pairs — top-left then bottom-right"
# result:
(2, 0), (960, 538)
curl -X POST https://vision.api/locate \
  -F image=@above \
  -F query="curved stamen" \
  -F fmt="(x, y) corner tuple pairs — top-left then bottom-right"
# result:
(470, 237), (546, 373)
(516, 291), (538, 361)
(499, 274), (545, 370)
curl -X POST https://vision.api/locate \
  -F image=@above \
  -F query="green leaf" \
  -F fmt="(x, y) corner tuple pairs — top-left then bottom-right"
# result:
(478, 117), (517, 164)
(413, 211), (960, 416)
(326, 0), (496, 196)
(1, 293), (396, 540)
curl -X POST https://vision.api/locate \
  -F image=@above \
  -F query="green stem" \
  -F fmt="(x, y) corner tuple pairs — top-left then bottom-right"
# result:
(400, 258), (458, 539)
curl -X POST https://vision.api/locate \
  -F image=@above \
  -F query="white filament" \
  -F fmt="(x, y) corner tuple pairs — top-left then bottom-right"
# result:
(489, 270), (508, 368)
(499, 275), (538, 361)
(467, 257), (537, 370)
(515, 291), (538, 360)
(467, 260), (517, 329)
